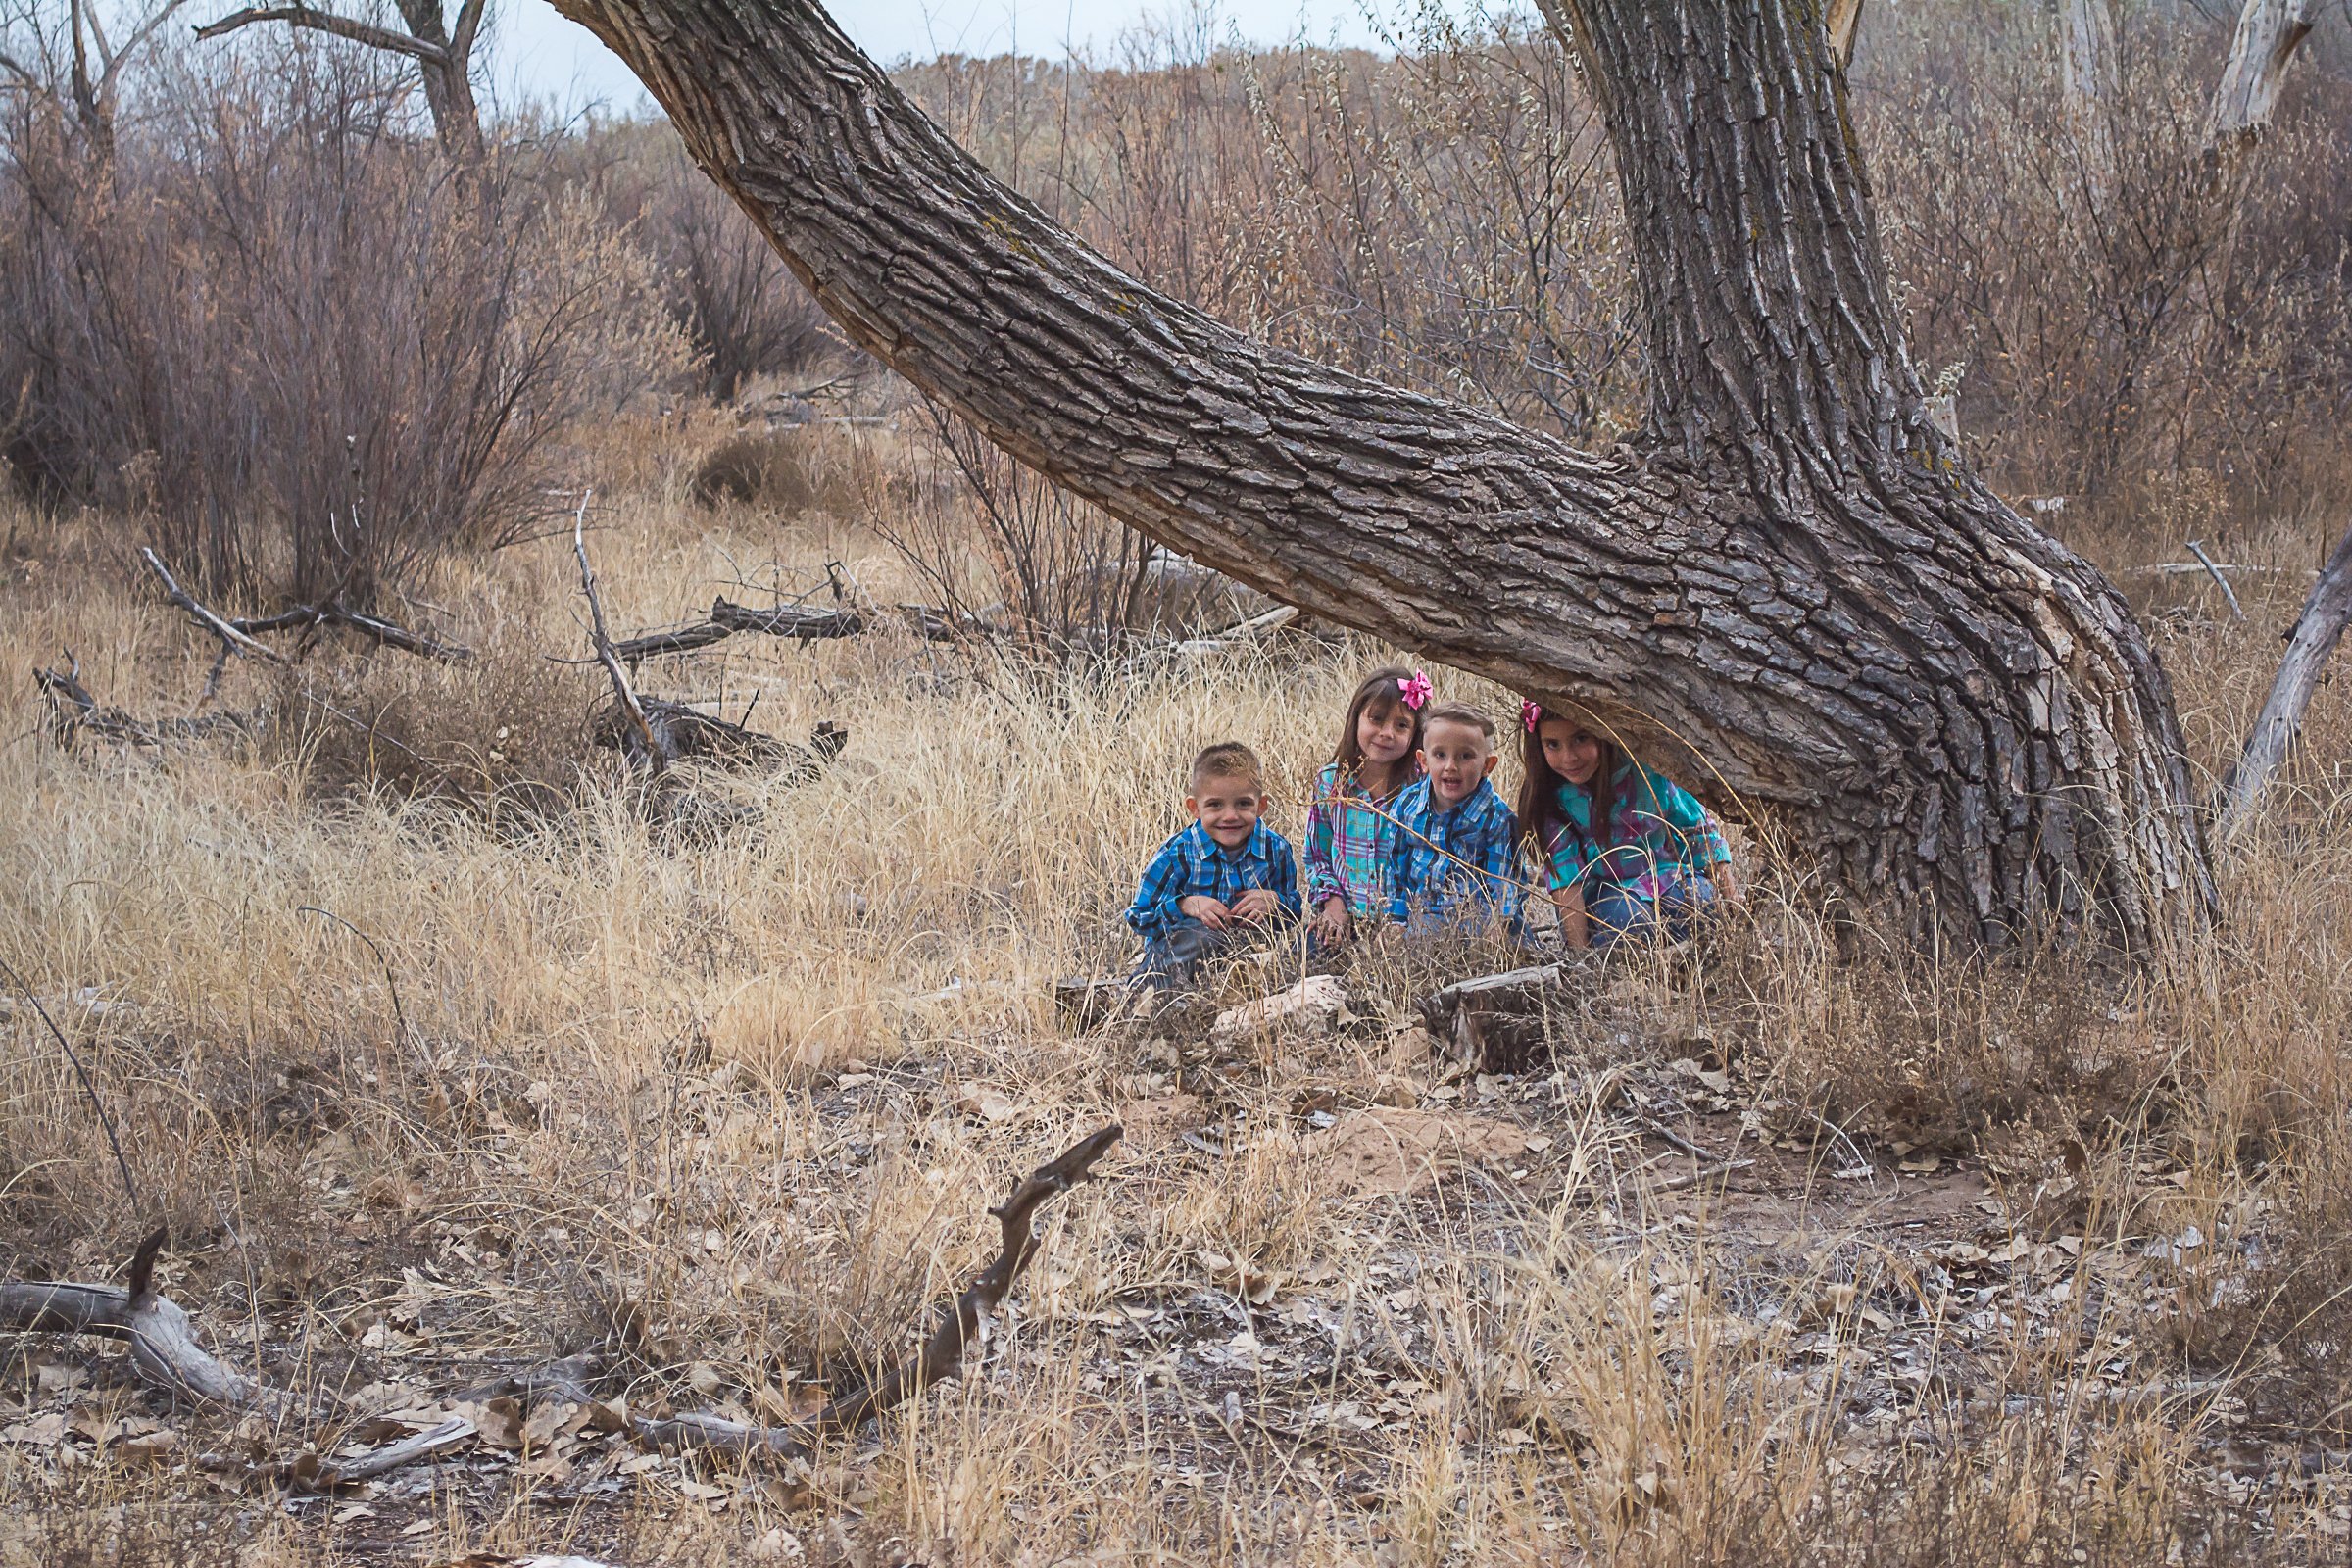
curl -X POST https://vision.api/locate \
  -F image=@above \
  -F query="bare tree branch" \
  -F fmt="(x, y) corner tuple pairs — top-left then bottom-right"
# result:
(192, 3), (448, 63)
(2218, 519), (2352, 835)
(570, 493), (664, 774)
(137, 548), (288, 664)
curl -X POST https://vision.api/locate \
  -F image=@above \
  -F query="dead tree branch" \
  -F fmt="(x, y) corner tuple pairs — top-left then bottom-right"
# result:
(2219, 518), (2352, 835)
(34, 653), (257, 747)
(571, 493), (665, 775)
(817, 1122), (1123, 1433)
(231, 602), (472, 662)
(192, 5), (446, 61)
(0, 1228), (281, 1411)
(611, 597), (862, 664)
(137, 548), (285, 665)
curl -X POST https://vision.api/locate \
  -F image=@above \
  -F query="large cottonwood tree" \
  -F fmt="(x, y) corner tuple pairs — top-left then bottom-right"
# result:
(551, 0), (2217, 953)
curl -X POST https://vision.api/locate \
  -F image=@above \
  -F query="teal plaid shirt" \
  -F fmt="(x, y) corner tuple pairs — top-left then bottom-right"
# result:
(1541, 761), (1732, 900)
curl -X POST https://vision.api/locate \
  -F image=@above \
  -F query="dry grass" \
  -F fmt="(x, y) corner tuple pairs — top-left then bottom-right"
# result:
(3, 464), (2351, 1565)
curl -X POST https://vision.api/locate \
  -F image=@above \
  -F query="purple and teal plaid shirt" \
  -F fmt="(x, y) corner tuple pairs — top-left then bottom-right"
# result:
(1385, 777), (1521, 931)
(1126, 820), (1301, 943)
(1542, 761), (1733, 901)
(1302, 761), (1417, 919)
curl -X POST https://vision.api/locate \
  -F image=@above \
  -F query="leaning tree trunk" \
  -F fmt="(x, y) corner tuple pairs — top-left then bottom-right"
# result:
(551, 0), (2215, 953)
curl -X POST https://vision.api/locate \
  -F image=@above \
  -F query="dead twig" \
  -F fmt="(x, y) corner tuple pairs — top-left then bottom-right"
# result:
(0, 955), (139, 1213)
(571, 490), (665, 775)
(296, 906), (412, 1049)
(137, 547), (286, 665)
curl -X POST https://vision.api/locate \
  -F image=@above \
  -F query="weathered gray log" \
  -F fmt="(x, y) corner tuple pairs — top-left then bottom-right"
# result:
(2207, 0), (2315, 151)
(611, 598), (864, 663)
(548, 0), (2214, 954)
(0, 1228), (278, 1411)
(591, 701), (848, 780)
(2218, 520), (2352, 836)
(710, 597), (862, 641)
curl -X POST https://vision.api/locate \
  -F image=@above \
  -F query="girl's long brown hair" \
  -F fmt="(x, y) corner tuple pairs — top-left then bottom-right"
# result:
(1330, 665), (1423, 796)
(1515, 707), (1628, 868)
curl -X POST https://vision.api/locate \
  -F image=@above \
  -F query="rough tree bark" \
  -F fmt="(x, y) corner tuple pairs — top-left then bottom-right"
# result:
(549, 0), (2215, 952)
(2207, 0), (2315, 152)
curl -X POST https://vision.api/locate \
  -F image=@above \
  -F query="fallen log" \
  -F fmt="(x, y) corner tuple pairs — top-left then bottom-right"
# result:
(611, 598), (864, 664)
(0, 1228), (282, 1412)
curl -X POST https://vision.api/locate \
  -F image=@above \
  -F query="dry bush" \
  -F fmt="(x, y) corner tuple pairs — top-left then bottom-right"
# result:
(854, 403), (1210, 664)
(268, 633), (603, 810)
(0, 41), (686, 610)
(578, 119), (840, 404)
(1861, 0), (2352, 511)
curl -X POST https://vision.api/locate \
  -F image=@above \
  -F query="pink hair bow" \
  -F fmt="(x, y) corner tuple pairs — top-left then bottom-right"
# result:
(1521, 699), (1544, 734)
(1400, 669), (1433, 710)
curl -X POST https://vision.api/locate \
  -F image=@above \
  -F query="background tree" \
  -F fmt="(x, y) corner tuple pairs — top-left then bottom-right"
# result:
(192, 0), (484, 159)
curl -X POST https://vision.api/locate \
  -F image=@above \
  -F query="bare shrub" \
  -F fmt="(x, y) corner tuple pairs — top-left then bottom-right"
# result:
(856, 401), (1187, 664)
(0, 41), (686, 609)
(584, 118), (839, 403)
(1861, 1), (2352, 511)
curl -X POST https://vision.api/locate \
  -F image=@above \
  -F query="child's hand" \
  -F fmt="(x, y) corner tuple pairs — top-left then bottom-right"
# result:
(1230, 888), (1282, 924)
(1314, 897), (1353, 946)
(1179, 895), (1234, 929)
(1551, 883), (1591, 950)
(1712, 860), (1740, 903)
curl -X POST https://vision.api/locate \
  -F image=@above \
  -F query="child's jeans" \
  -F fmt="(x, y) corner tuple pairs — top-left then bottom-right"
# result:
(1130, 924), (1244, 990)
(1586, 871), (1717, 950)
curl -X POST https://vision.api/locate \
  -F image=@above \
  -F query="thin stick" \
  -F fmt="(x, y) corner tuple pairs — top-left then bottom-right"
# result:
(571, 491), (665, 774)
(0, 956), (139, 1213)
(2185, 539), (2246, 621)
(296, 906), (411, 1048)
(137, 547), (286, 664)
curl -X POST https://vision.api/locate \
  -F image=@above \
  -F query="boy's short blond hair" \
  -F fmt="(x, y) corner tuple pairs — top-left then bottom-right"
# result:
(1420, 702), (1496, 742)
(1190, 741), (1264, 792)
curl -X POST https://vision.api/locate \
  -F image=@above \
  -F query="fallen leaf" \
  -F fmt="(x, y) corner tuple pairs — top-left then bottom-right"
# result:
(1, 1413), (66, 1446)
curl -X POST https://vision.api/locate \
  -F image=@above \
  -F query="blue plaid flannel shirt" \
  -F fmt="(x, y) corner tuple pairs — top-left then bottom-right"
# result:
(1384, 777), (1522, 931)
(1126, 820), (1301, 943)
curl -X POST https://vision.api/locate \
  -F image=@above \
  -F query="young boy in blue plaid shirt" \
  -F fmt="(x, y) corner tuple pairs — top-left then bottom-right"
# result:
(1385, 703), (1522, 935)
(1127, 742), (1301, 988)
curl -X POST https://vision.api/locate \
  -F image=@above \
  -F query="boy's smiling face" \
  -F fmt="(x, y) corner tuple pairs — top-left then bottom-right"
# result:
(1419, 717), (1497, 806)
(1187, 773), (1264, 849)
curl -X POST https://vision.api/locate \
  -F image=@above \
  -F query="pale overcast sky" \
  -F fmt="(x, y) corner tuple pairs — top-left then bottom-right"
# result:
(487, 0), (1394, 116)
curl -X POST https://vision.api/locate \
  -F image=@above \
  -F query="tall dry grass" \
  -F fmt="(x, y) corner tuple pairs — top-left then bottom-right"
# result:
(3, 465), (2349, 1561)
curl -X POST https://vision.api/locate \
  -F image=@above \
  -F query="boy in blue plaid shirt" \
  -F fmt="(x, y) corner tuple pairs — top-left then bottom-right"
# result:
(1127, 742), (1301, 988)
(1385, 703), (1523, 935)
